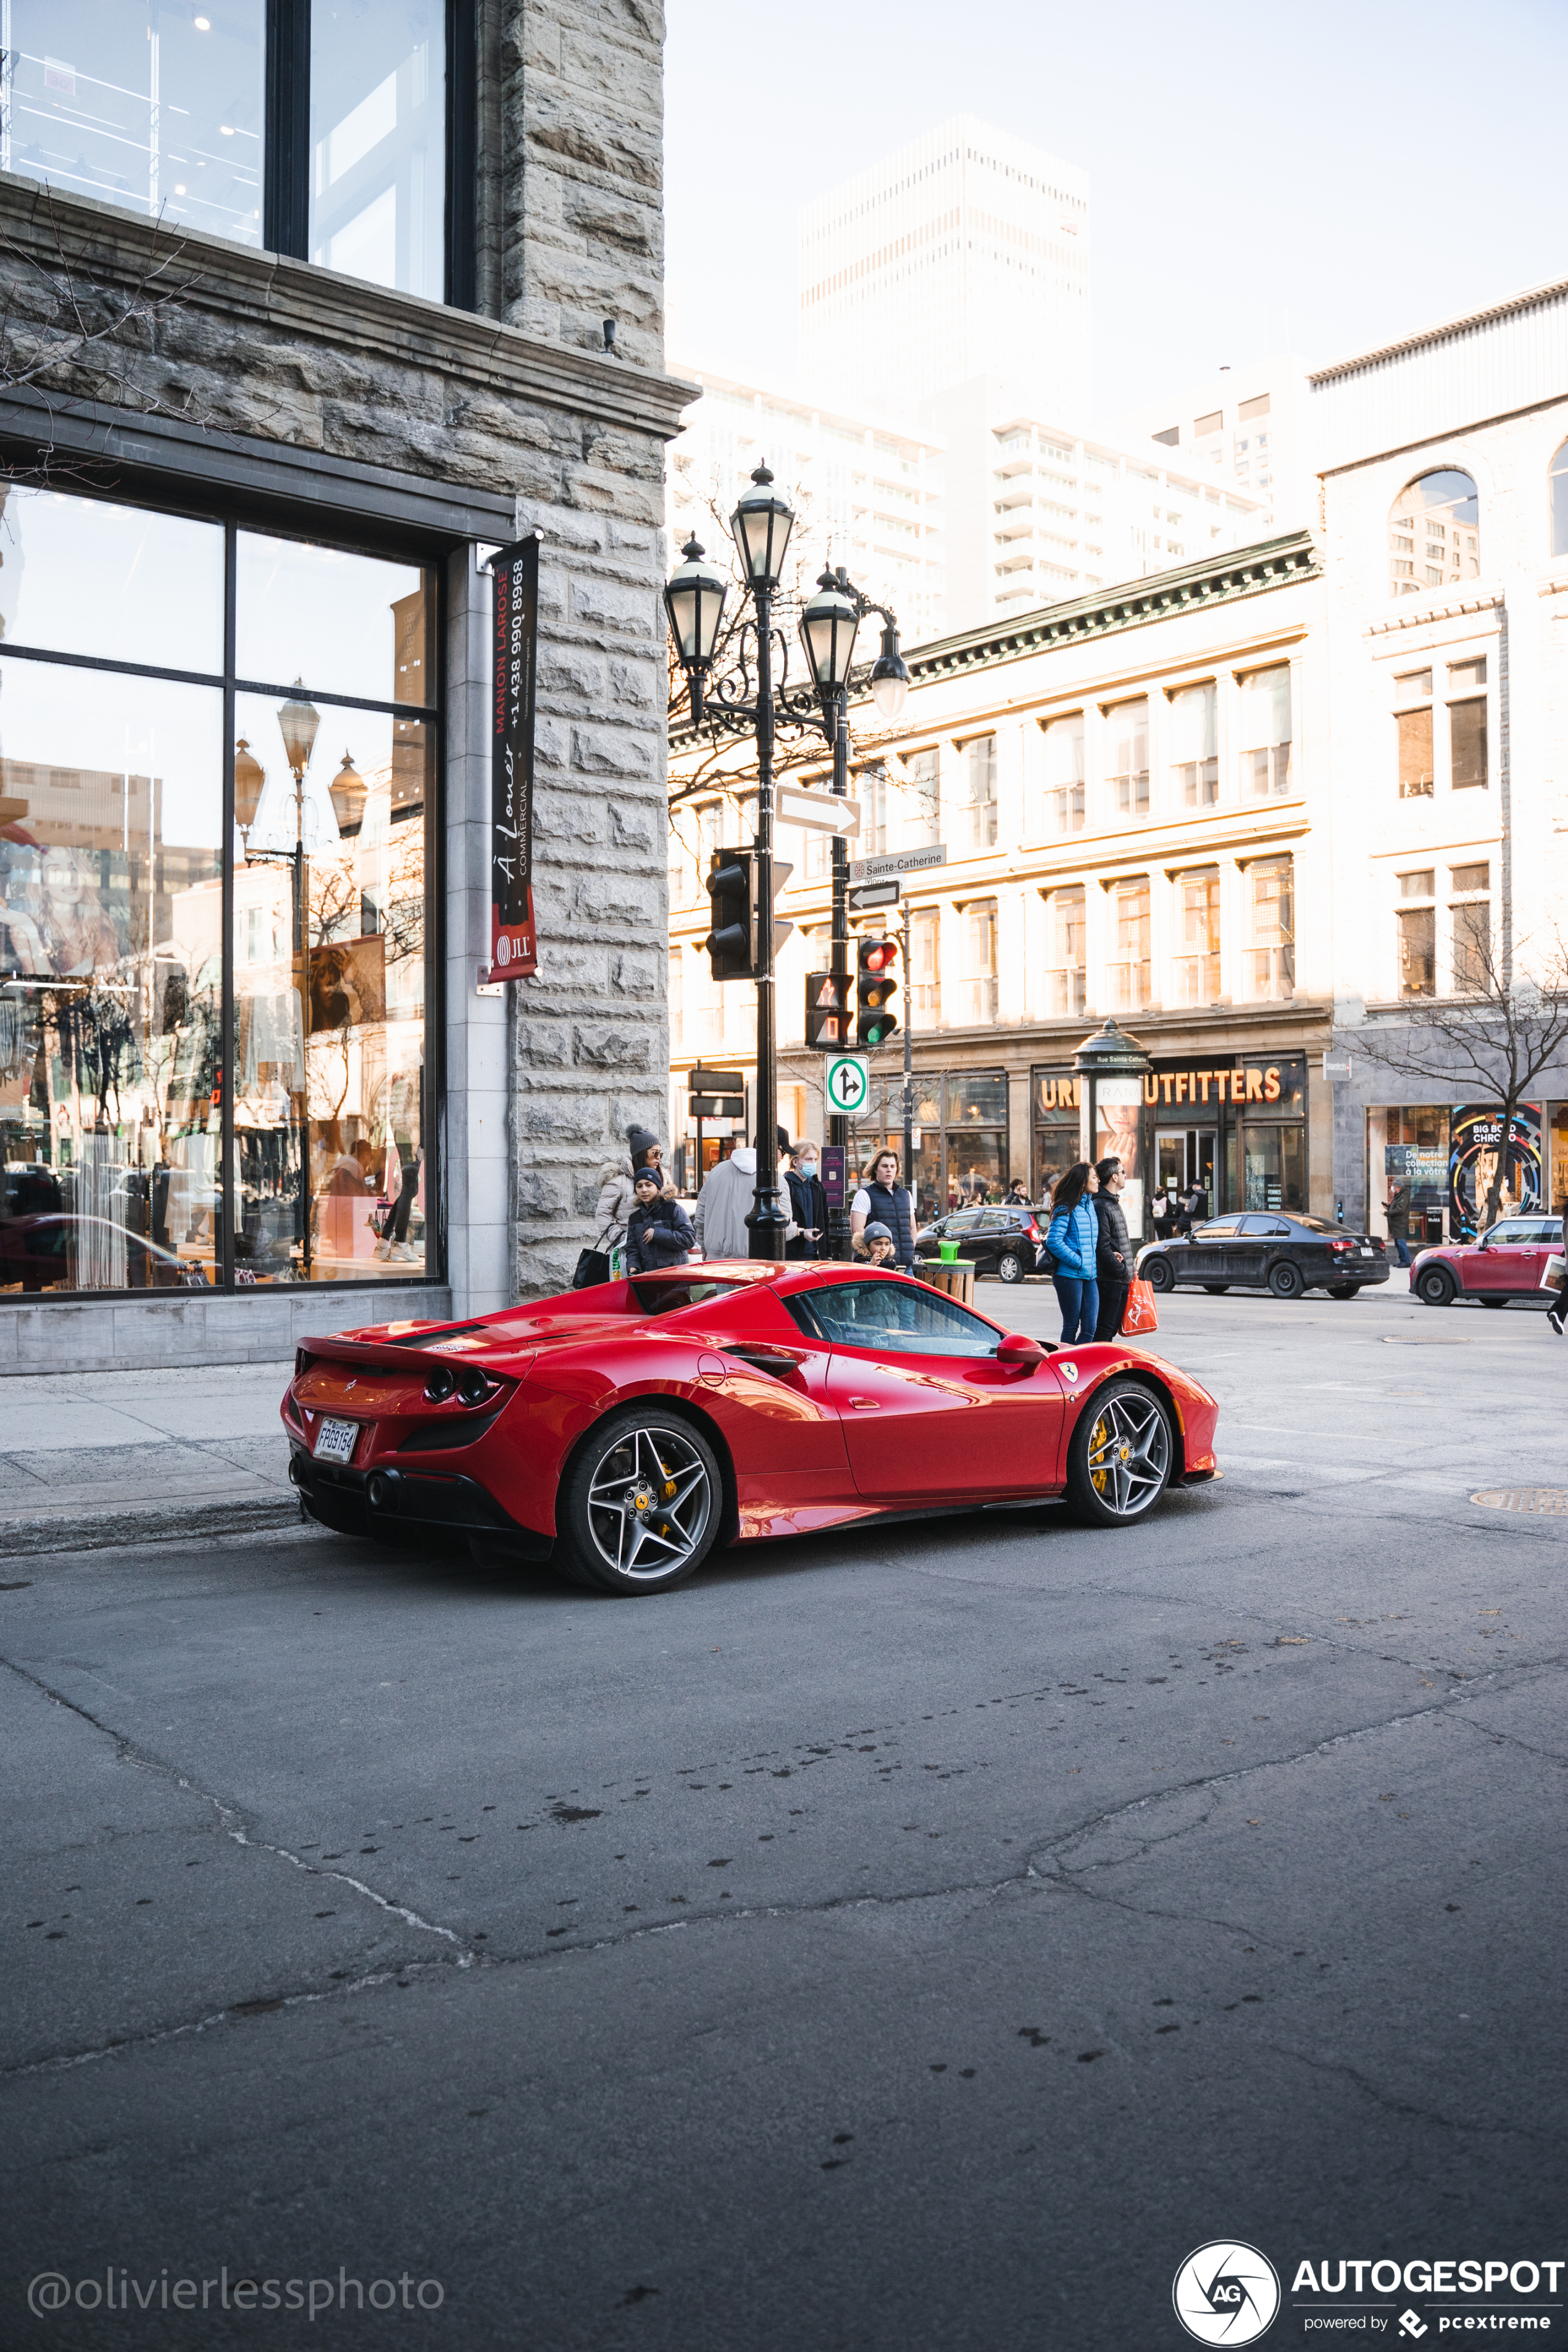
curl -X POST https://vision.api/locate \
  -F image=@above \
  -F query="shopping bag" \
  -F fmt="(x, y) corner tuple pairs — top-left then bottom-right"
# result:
(1121, 1277), (1159, 1337)
(1540, 1252), (1565, 1293)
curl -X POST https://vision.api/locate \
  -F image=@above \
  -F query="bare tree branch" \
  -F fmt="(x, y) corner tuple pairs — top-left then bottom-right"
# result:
(0, 183), (211, 486)
(1341, 918), (1568, 1232)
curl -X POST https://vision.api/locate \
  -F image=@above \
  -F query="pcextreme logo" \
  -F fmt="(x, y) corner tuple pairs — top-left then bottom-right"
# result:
(1174, 2241), (1282, 2345)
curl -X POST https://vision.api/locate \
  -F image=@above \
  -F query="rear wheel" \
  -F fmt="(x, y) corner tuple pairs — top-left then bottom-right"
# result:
(1417, 1265), (1457, 1307)
(1269, 1260), (1304, 1299)
(1203, 1283), (1229, 1295)
(556, 1409), (721, 1595)
(1065, 1379), (1174, 1527)
(1145, 1256), (1174, 1293)
(996, 1249), (1026, 1285)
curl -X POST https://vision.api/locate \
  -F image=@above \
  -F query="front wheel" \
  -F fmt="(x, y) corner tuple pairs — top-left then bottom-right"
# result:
(1065, 1378), (1174, 1527)
(1417, 1265), (1456, 1307)
(1145, 1256), (1174, 1293)
(556, 1408), (721, 1595)
(996, 1249), (1026, 1285)
(1269, 1260), (1304, 1299)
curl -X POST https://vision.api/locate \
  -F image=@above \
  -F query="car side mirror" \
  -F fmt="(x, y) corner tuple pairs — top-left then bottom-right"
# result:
(996, 1332), (1044, 1368)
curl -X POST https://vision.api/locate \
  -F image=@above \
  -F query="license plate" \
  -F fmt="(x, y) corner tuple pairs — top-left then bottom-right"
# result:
(314, 1417), (360, 1465)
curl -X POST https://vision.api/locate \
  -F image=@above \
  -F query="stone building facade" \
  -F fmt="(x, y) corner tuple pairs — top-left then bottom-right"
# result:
(0, 0), (686, 1371)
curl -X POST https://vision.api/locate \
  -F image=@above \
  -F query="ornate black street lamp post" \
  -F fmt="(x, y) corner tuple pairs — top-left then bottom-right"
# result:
(665, 464), (908, 1259)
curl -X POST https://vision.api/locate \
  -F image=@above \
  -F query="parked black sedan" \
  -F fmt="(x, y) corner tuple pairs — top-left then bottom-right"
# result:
(1138, 1212), (1390, 1299)
(914, 1203), (1045, 1285)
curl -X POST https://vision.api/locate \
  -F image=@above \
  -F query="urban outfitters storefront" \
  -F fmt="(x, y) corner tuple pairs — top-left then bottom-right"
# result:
(1146, 1054), (1309, 1216)
(1030, 1052), (1310, 1228)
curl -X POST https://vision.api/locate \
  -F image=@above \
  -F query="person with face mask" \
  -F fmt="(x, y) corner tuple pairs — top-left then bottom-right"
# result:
(784, 1140), (827, 1260)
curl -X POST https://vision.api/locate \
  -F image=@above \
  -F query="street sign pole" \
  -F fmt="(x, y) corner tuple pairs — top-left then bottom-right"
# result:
(746, 591), (788, 1260)
(828, 693), (851, 1256)
(899, 907), (914, 1196)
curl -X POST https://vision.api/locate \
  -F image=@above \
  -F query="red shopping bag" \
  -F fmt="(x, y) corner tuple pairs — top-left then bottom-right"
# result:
(1121, 1278), (1159, 1338)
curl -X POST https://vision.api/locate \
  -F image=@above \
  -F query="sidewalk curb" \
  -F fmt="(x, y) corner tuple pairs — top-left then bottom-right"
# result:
(0, 1495), (302, 1559)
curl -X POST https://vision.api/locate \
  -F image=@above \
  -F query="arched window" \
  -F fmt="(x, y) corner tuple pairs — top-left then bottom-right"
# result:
(1388, 471), (1479, 596)
(1551, 441), (1568, 557)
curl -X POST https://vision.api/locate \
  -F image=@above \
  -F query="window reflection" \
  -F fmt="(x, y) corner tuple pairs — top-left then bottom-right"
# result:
(0, 669), (223, 1292)
(7, 1), (265, 247)
(309, 0), (444, 299)
(236, 534), (434, 703)
(0, 488), (225, 676)
(230, 693), (430, 1283)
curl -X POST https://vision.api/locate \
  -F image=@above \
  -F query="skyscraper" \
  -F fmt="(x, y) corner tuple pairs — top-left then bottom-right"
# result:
(798, 115), (1091, 419)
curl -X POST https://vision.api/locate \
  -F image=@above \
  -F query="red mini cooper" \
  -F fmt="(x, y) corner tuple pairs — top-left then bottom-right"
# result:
(1410, 1212), (1562, 1308)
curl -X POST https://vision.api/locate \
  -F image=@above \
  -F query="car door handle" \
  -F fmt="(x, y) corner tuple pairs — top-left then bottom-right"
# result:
(847, 1397), (881, 1409)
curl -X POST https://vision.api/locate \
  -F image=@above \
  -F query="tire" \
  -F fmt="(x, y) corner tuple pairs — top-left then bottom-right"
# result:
(996, 1249), (1026, 1285)
(1145, 1256), (1174, 1293)
(1065, 1378), (1174, 1527)
(1326, 1284), (1357, 1299)
(1268, 1260), (1304, 1299)
(1480, 1296), (1508, 1309)
(556, 1407), (721, 1595)
(1203, 1283), (1229, 1295)
(1417, 1265), (1456, 1307)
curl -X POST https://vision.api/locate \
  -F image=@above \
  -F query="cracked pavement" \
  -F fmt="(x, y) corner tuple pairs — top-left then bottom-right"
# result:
(1, 1280), (1564, 2348)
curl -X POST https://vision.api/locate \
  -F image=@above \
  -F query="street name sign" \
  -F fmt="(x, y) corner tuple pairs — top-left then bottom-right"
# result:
(824, 1054), (871, 1117)
(849, 880), (900, 912)
(775, 782), (861, 835)
(849, 843), (946, 883)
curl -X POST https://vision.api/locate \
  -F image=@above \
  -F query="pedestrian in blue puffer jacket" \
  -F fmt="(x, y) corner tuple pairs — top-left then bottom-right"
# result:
(1045, 1161), (1102, 1343)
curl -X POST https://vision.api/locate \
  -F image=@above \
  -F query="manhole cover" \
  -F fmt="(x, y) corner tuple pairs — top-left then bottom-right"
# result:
(1470, 1488), (1568, 1514)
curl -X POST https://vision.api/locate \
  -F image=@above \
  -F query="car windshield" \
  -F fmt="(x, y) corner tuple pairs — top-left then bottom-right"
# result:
(785, 1277), (1004, 1358)
(630, 1277), (748, 1316)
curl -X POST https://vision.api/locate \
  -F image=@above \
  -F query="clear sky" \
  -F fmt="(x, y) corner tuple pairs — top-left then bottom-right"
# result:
(664, 0), (1568, 416)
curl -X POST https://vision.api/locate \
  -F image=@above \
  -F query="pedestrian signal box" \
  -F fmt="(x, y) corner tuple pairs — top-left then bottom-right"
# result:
(856, 936), (899, 1047)
(703, 848), (795, 982)
(805, 972), (848, 1049)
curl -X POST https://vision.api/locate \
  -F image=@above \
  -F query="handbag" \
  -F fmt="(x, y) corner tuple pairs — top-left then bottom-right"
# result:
(1121, 1277), (1159, 1338)
(1541, 1253), (1566, 1293)
(573, 1222), (620, 1290)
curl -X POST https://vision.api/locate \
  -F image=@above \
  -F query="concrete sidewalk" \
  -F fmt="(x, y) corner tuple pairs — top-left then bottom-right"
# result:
(0, 1361), (298, 1557)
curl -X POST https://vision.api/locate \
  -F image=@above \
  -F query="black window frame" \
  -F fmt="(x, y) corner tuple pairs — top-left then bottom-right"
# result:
(262, 0), (478, 309)
(0, 482), (446, 1304)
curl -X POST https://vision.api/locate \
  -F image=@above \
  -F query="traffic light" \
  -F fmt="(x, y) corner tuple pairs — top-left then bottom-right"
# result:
(704, 849), (753, 981)
(805, 971), (848, 1049)
(856, 936), (899, 1047)
(704, 849), (796, 982)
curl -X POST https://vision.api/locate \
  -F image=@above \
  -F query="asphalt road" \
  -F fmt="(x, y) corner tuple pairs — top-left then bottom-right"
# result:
(2, 1277), (1564, 2351)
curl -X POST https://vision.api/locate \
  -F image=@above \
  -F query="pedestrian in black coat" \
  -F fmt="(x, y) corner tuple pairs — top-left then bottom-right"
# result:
(625, 1169), (694, 1274)
(784, 1141), (827, 1260)
(1093, 1156), (1133, 1341)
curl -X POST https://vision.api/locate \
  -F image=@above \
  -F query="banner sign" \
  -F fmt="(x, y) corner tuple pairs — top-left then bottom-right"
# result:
(486, 536), (541, 981)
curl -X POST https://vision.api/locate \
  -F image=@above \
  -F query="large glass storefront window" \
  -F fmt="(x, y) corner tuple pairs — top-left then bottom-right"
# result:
(7, 1), (457, 304)
(0, 488), (438, 1299)
(857, 1073), (1011, 1224)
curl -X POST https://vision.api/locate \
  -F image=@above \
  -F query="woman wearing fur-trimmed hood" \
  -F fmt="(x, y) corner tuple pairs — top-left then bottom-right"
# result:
(594, 1124), (673, 1249)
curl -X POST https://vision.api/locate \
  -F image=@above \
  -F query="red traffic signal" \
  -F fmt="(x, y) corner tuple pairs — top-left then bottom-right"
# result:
(856, 936), (899, 1047)
(806, 971), (847, 1049)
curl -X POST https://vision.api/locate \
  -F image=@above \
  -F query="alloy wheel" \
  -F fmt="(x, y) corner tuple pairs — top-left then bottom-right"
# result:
(1083, 1390), (1171, 1517)
(585, 1423), (713, 1583)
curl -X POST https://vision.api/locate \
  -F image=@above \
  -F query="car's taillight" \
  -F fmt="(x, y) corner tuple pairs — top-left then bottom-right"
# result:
(1328, 1237), (1353, 1253)
(1022, 1217), (1040, 1237)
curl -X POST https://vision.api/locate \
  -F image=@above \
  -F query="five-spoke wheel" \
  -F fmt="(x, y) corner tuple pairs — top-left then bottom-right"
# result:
(1065, 1378), (1174, 1527)
(557, 1410), (720, 1594)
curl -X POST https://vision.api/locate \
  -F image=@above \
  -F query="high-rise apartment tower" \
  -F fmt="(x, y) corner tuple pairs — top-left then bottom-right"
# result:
(798, 115), (1091, 419)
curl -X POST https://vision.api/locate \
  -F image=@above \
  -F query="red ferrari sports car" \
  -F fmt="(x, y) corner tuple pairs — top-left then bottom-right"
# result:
(282, 1261), (1220, 1596)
